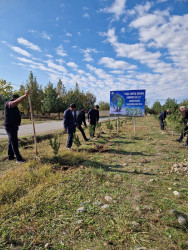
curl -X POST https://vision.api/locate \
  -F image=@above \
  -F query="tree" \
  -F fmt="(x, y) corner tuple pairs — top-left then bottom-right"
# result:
(152, 101), (162, 114)
(163, 98), (178, 113)
(82, 91), (96, 111)
(98, 101), (110, 110)
(65, 83), (96, 111)
(0, 79), (13, 98)
(26, 71), (44, 115)
(0, 79), (13, 109)
(41, 82), (64, 119)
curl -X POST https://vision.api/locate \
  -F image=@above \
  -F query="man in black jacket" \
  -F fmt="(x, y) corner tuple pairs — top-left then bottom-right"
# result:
(87, 105), (99, 137)
(158, 109), (170, 130)
(63, 104), (77, 148)
(76, 109), (89, 141)
(176, 106), (188, 145)
(3, 90), (30, 163)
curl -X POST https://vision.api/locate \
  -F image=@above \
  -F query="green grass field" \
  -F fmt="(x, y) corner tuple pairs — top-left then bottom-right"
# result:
(0, 116), (187, 249)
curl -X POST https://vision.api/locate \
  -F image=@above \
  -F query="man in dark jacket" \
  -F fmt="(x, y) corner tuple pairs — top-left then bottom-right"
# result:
(63, 104), (77, 148)
(3, 90), (30, 163)
(158, 109), (170, 130)
(176, 106), (188, 145)
(87, 105), (99, 137)
(76, 109), (89, 141)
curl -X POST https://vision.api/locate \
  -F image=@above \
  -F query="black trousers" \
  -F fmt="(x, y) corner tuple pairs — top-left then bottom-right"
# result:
(78, 124), (87, 140)
(90, 121), (96, 136)
(159, 119), (164, 130)
(5, 127), (22, 160)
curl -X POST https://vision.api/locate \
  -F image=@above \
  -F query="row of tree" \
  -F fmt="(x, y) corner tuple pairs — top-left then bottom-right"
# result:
(145, 98), (188, 115)
(0, 71), (98, 117)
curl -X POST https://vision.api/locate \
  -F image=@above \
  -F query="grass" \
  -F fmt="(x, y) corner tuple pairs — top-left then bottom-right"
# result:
(0, 116), (187, 249)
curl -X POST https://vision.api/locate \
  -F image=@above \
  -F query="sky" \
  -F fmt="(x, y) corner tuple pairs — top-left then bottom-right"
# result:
(0, 0), (188, 107)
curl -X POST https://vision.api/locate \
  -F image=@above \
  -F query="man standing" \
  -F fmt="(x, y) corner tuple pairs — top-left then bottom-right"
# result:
(176, 106), (188, 146)
(3, 90), (30, 163)
(63, 104), (77, 148)
(76, 109), (89, 141)
(158, 109), (170, 130)
(87, 105), (99, 137)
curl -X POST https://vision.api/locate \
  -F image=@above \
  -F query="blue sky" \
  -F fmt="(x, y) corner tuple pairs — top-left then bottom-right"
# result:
(0, 0), (188, 106)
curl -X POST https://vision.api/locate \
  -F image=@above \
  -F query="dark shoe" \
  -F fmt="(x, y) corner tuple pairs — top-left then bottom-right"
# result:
(8, 156), (15, 160)
(85, 138), (90, 142)
(176, 139), (182, 142)
(16, 158), (27, 163)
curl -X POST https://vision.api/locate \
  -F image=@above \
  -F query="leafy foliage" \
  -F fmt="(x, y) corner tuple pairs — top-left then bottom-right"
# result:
(98, 101), (110, 110)
(152, 101), (162, 114)
(0, 79), (13, 109)
(163, 98), (178, 113)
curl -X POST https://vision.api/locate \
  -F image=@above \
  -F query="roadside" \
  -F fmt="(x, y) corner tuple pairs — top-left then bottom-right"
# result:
(0, 116), (117, 140)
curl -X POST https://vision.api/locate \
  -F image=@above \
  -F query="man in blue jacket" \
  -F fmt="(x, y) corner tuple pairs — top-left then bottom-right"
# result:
(158, 109), (170, 130)
(63, 104), (77, 148)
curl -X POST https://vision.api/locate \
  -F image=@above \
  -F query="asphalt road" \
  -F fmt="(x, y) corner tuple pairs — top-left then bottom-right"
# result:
(0, 117), (117, 140)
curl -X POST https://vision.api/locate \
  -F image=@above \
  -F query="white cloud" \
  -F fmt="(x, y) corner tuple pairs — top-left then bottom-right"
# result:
(66, 62), (78, 69)
(65, 32), (72, 37)
(56, 45), (67, 57)
(78, 69), (85, 74)
(46, 54), (53, 58)
(109, 70), (124, 74)
(121, 27), (125, 33)
(105, 28), (161, 66)
(56, 58), (64, 65)
(86, 64), (112, 80)
(127, 1), (152, 16)
(41, 32), (51, 40)
(83, 13), (90, 18)
(46, 60), (67, 73)
(130, 14), (165, 28)
(17, 37), (41, 51)
(100, 0), (127, 20)
(81, 48), (98, 62)
(10, 46), (31, 57)
(99, 57), (137, 70)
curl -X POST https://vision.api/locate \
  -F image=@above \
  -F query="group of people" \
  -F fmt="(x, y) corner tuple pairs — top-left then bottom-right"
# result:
(3, 90), (100, 162)
(159, 106), (188, 146)
(63, 103), (99, 149)
(2, 90), (188, 163)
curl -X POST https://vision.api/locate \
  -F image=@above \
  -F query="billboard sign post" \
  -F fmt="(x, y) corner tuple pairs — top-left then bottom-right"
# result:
(110, 90), (146, 135)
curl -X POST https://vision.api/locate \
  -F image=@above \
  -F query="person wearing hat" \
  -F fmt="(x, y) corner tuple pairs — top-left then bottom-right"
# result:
(3, 90), (30, 163)
(87, 105), (100, 137)
(63, 103), (77, 148)
(176, 106), (188, 146)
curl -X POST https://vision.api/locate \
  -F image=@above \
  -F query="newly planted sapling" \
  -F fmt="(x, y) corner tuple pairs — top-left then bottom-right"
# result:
(73, 133), (81, 148)
(96, 122), (102, 137)
(49, 135), (60, 155)
(106, 119), (113, 134)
